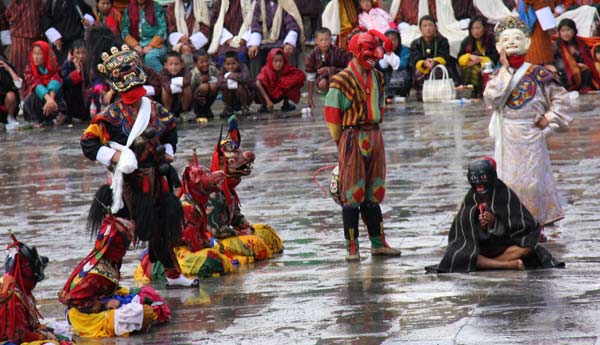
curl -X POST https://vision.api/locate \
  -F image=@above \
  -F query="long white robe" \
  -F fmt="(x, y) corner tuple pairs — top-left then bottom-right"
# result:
(484, 65), (573, 225)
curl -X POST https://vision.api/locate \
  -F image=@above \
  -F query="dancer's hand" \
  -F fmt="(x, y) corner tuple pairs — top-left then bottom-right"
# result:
(479, 211), (495, 228)
(535, 117), (549, 129)
(111, 150), (121, 164)
(106, 299), (120, 309)
(499, 49), (509, 69)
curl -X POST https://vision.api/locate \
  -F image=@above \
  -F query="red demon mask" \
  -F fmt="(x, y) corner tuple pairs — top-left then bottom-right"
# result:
(348, 31), (386, 70)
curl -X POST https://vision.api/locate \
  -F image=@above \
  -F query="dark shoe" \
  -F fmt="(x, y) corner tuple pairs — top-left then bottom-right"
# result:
(281, 101), (296, 112)
(219, 107), (235, 117)
(54, 112), (68, 126)
(258, 104), (270, 113)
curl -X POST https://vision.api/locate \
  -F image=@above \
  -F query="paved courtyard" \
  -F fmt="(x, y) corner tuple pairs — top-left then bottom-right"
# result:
(1, 95), (600, 344)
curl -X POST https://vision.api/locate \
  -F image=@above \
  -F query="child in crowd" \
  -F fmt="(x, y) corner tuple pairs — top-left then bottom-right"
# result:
(190, 49), (218, 118)
(256, 48), (306, 113)
(217, 51), (255, 116)
(161, 51), (192, 118)
(0, 57), (22, 131)
(23, 41), (66, 127)
(357, 0), (396, 34)
(61, 40), (90, 122)
(305, 28), (352, 109)
(378, 29), (412, 101)
(94, 0), (122, 36)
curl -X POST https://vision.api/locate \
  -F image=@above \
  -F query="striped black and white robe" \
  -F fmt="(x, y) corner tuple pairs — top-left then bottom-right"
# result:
(427, 179), (564, 273)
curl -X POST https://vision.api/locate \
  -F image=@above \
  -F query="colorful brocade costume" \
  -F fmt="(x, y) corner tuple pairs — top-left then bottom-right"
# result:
(59, 215), (170, 338)
(323, 32), (401, 260)
(134, 152), (235, 284)
(0, 233), (64, 344)
(82, 42), (192, 287)
(206, 116), (284, 264)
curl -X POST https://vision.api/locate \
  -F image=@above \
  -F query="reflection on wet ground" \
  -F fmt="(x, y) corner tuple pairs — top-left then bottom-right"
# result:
(1, 95), (600, 344)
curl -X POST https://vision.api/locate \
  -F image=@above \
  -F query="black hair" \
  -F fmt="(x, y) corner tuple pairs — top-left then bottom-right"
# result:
(558, 18), (578, 41)
(166, 50), (182, 62)
(96, 0), (114, 3)
(419, 15), (436, 28)
(224, 51), (240, 61)
(384, 29), (401, 43)
(85, 25), (124, 82)
(70, 39), (86, 53)
(315, 27), (332, 37)
(193, 49), (209, 62)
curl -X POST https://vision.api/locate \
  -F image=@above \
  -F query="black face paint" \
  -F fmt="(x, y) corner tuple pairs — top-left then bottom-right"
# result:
(467, 158), (497, 197)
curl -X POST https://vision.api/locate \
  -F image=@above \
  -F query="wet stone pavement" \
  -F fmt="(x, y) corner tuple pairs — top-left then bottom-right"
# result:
(1, 95), (600, 344)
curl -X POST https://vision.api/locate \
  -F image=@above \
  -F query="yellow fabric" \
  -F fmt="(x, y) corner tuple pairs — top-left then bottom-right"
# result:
(68, 307), (117, 338)
(133, 264), (150, 286)
(433, 57), (446, 66)
(22, 341), (60, 345)
(175, 246), (234, 278)
(252, 223), (283, 254)
(458, 54), (491, 68)
(326, 123), (342, 144)
(219, 234), (271, 261)
(416, 60), (429, 74)
(458, 53), (471, 67)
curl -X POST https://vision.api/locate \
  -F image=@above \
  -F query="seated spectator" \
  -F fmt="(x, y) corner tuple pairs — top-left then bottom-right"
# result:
(305, 28), (352, 109)
(457, 16), (498, 98)
(161, 51), (192, 117)
(0, 57), (22, 131)
(378, 29), (412, 101)
(410, 15), (453, 101)
(247, 0), (304, 76)
(94, 0), (122, 36)
(61, 39), (91, 123)
(256, 47), (305, 112)
(23, 40), (66, 127)
(166, 0), (211, 68)
(42, 0), (94, 64)
(122, 0), (168, 72)
(208, 0), (255, 66)
(358, 0), (396, 35)
(217, 51), (255, 116)
(190, 49), (218, 118)
(550, 18), (600, 92)
(393, 0), (437, 27)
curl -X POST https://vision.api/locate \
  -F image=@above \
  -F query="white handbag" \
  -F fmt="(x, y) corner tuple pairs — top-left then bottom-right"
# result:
(422, 64), (456, 103)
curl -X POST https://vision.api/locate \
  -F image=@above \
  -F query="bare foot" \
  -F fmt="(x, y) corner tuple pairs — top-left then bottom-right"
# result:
(515, 259), (525, 271)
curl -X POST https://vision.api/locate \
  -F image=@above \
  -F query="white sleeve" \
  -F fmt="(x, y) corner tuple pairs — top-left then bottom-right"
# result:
(170, 84), (183, 94)
(164, 143), (174, 157)
(45, 28), (62, 43)
(386, 53), (400, 70)
(143, 85), (156, 96)
(554, 4), (565, 14)
(378, 57), (389, 69)
(248, 32), (262, 47)
(169, 32), (184, 47)
(241, 29), (251, 42)
(283, 30), (298, 47)
(0, 30), (11, 45)
(220, 28), (234, 45)
(13, 78), (23, 89)
(96, 146), (117, 166)
(306, 72), (317, 82)
(83, 14), (95, 26)
(190, 32), (209, 49)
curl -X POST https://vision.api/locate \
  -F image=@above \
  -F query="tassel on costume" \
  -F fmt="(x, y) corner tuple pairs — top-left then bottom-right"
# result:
(87, 184), (113, 237)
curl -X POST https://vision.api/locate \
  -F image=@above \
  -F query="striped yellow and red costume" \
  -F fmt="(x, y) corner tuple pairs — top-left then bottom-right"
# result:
(323, 31), (401, 259)
(324, 61), (386, 208)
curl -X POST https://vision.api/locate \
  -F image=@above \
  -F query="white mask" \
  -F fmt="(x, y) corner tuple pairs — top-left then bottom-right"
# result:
(496, 28), (531, 56)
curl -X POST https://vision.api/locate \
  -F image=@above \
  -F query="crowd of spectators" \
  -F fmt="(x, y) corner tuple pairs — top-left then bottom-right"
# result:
(0, 0), (599, 130)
